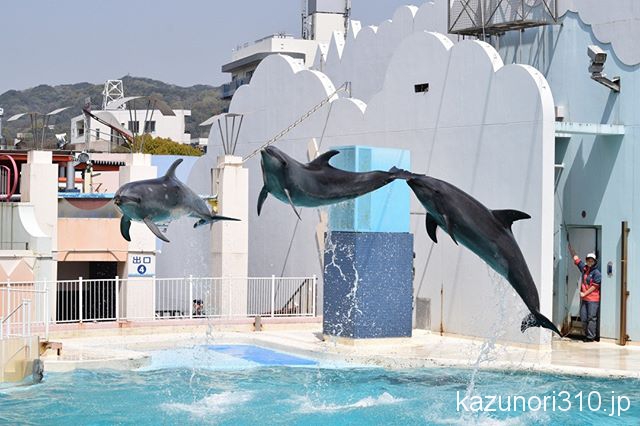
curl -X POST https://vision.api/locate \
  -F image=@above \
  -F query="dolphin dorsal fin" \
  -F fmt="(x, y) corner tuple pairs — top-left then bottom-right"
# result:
(308, 150), (340, 168)
(492, 209), (531, 230)
(165, 159), (184, 179)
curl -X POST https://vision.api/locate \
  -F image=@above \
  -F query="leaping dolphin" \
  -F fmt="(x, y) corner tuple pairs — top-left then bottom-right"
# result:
(114, 158), (239, 243)
(407, 174), (560, 336)
(258, 145), (411, 218)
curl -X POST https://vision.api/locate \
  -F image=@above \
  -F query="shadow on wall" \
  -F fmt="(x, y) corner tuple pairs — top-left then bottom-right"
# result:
(563, 133), (623, 223)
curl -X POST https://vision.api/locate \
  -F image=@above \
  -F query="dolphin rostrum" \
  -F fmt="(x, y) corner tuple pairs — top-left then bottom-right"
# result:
(114, 158), (239, 243)
(407, 174), (560, 336)
(258, 145), (411, 218)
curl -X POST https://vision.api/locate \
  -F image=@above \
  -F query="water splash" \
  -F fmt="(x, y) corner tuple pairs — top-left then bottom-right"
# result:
(162, 391), (253, 417)
(461, 267), (510, 421)
(293, 391), (404, 413)
(323, 230), (363, 341)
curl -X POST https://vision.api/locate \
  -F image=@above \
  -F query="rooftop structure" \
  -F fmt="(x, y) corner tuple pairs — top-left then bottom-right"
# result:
(449, 0), (558, 37)
(221, 0), (350, 99)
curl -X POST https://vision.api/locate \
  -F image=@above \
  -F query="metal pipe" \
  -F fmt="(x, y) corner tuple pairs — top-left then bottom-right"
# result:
(66, 161), (75, 191)
(78, 276), (83, 323)
(619, 221), (630, 345)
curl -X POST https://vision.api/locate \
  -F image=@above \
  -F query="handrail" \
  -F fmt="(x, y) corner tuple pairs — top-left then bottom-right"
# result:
(279, 278), (312, 314)
(0, 299), (30, 340)
(1, 303), (23, 325)
(242, 81), (349, 162)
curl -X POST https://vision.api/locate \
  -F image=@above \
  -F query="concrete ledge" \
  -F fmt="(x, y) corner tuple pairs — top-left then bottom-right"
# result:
(555, 121), (625, 136)
(322, 335), (413, 347)
(36, 326), (640, 379)
(46, 317), (322, 339)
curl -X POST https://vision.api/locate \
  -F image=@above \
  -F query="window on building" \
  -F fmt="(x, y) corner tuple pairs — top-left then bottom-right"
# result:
(414, 83), (429, 93)
(144, 121), (156, 133)
(128, 121), (140, 133)
(95, 128), (100, 140)
(77, 120), (84, 137)
(111, 129), (121, 145)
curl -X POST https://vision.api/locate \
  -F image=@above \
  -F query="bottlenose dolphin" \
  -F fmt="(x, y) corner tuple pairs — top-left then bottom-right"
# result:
(407, 174), (560, 336)
(114, 159), (239, 243)
(258, 145), (411, 218)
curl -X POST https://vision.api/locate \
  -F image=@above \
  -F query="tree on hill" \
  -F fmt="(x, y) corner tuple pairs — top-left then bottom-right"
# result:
(114, 134), (203, 156)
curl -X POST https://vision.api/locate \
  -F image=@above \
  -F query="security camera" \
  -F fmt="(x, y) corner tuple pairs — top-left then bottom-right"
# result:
(587, 45), (607, 64)
(587, 45), (620, 92)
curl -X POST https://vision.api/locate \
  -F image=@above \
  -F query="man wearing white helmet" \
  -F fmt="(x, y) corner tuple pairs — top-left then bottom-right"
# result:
(568, 244), (602, 342)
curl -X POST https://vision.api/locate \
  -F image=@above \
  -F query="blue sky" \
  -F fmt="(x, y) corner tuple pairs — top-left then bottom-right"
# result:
(0, 0), (417, 94)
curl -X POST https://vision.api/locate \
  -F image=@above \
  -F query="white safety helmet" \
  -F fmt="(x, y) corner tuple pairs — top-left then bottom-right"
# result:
(586, 253), (597, 261)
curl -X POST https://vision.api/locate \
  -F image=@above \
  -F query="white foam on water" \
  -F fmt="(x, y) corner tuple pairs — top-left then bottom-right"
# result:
(161, 391), (253, 418)
(423, 406), (551, 426)
(293, 391), (404, 413)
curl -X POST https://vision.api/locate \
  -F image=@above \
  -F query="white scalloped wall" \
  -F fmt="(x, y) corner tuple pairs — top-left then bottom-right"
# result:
(212, 25), (556, 343)
(316, 1), (451, 102)
(560, 0), (640, 65)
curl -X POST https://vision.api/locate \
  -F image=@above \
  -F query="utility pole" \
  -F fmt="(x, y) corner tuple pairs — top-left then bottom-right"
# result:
(0, 107), (5, 149)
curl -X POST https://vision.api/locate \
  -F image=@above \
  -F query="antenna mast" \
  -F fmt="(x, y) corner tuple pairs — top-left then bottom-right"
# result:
(102, 80), (125, 110)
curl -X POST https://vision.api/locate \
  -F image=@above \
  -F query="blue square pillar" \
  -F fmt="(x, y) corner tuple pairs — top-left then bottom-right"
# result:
(324, 232), (414, 338)
(323, 146), (413, 339)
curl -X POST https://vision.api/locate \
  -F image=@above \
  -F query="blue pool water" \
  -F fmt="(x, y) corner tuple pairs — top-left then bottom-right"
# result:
(1, 345), (638, 425)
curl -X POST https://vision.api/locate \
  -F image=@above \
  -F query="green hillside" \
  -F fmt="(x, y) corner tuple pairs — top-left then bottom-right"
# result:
(0, 76), (229, 148)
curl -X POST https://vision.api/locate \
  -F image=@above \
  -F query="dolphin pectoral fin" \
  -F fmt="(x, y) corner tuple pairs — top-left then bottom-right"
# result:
(143, 217), (170, 243)
(284, 188), (302, 221)
(120, 216), (132, 242)
(257, 186), (269, 216)
(492, 209), (531, 230)
(425, 213), (438, 244)
(443, 214), (458, 245)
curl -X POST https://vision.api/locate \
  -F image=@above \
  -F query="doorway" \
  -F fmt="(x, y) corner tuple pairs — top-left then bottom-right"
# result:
(56, 261), (120, 322)
(562, 226), (600, 338)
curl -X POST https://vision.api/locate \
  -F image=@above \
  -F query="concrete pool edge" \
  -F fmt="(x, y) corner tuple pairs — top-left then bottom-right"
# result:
(40, 327), (640, 379)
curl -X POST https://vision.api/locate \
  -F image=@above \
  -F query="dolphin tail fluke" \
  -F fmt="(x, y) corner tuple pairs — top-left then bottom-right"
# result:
(388, 166), (415, 180)
(521, 312), (561, 336)
(193, 214), (240, 229)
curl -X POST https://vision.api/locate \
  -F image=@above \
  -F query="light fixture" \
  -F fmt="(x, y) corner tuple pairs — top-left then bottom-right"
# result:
(55, 133), (68, 149)
(588, 45), (620, 92)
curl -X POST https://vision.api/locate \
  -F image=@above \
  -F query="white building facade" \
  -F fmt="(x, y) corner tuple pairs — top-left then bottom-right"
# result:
(70, 108), (191, 151)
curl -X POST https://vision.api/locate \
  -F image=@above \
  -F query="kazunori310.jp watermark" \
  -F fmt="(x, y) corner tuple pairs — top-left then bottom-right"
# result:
(457, 391), (631, 417)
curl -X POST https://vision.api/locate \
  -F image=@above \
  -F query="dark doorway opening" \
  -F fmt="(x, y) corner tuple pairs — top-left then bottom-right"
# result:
(56, 261), (118, 322)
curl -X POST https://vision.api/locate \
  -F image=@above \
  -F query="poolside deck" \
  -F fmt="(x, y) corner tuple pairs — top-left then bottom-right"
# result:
(40, 324), (640, 378)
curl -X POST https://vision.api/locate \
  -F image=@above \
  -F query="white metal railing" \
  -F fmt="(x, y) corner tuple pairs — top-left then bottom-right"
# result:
(1, 283), (48, 340)
(0, 299), (31, 339)
(1, 275), (317, 327)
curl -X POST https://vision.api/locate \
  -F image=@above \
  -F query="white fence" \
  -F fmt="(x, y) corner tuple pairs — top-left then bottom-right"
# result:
(0, 285), (48, 340)
(1, 276), (317, 330)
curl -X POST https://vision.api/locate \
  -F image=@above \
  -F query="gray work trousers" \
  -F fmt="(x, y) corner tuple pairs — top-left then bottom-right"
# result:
(580, 301), (599, 340)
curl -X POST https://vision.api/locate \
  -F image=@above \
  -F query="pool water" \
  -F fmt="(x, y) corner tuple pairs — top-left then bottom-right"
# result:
(1, 346), (638, 425)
